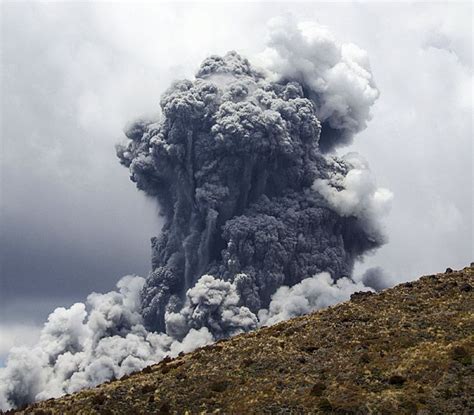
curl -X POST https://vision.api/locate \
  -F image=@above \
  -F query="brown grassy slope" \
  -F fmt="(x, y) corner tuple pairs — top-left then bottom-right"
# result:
(13, 266), (474, 414)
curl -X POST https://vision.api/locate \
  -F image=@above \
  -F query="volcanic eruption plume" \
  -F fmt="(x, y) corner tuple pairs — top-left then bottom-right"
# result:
(116, 17), (388, 338)
(0, 17), (391, 410)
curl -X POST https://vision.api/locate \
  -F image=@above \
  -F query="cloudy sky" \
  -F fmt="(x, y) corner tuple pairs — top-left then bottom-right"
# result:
(0, 1), (472, 361)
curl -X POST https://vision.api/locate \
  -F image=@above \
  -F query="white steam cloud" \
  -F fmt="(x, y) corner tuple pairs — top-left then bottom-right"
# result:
(165, 274), (258, 340)
(257, 16), (379, 151)
(258, 272), (371, 326)
(313, 152), (393, 241)
(0, 277), (213, 410)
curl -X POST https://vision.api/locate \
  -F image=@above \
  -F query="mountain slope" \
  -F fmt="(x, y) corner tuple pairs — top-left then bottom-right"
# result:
(10, 266), (474, 414)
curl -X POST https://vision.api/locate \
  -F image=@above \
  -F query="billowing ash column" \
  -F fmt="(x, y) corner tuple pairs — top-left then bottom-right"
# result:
(117, 44), (386, 336)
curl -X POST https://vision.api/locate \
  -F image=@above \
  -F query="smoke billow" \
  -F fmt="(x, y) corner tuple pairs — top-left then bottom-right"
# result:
(258, 272), (372, 326)
(257, 17), (380, 152)
(359, 266), (393, 292)
(0, 277), (213, 410)
(0, 18), (392, 410)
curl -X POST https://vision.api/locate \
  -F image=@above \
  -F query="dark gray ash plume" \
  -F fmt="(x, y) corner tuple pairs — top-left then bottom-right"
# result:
(360, 266), (393, 292)
(0, 19), (391, 410)
(117, 31), (389, 338)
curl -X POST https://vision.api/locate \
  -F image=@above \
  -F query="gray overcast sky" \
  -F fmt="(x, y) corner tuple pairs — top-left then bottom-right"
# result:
(0, 1), (472, 358)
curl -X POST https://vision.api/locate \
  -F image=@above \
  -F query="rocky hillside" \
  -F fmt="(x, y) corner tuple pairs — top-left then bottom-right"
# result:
(9, 266), (474, 414)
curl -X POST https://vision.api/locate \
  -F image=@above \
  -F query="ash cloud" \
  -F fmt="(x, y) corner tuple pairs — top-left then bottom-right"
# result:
(117, 46), (387, 337)
(0, 20), (391, 410)
(359, 266), (393, 292)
